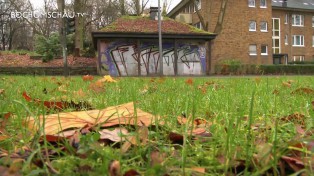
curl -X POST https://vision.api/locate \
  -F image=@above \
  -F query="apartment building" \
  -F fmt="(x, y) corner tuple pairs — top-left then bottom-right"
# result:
(272, 0), (314, 64)
(168, 0), (314, 72)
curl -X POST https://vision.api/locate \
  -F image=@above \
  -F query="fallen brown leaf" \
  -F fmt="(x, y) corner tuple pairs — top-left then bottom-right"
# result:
(82, 75), (94, 81)
(25, 102), (160, 136)
(0, 89), (4, 95)
(74, 89), (86, 97)
(168, 132), (184, 144)
(291, 87), (314, 95)
(282, 82), (291, 88)
(253, 143), (273, 168)
(121, 126), (148, 153)
(185, 78), (193, 85)
(99, 128), (128, 142)
(89, 81), (105, 93)
(150, 150), (167, 166)
(295, 125), (305, 136)
(123, 169), (140, 176)
(97, 75), (117, 83)
(177, 116), (211, 127)
(254, 77), (261, 85)
(272, 89), (279, 95)
(23, 91), (93, 111)
(280, 113), (305, 126)
(0, 135), (9, 141)
(109, 160), (121, 176)
(190, 167), (205, 174)
(281, 156), (304, 172)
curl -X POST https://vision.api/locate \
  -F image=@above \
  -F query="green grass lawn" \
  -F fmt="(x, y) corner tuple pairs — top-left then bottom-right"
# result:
(0, 75), (313, 175)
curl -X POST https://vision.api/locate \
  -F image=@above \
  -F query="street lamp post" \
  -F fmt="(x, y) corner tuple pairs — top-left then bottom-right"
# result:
(158, 0), (163, 76)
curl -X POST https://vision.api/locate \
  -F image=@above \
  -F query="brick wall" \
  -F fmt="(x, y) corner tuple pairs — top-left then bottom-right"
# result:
(172, 0), (274, 73)
(273, 9), (314, 62)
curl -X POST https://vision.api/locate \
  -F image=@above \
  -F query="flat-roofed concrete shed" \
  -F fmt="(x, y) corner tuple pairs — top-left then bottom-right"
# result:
(92, 8), (216, 76)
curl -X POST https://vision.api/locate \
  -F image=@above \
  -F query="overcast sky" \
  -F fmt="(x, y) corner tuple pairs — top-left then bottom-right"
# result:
(29, 0), (181, 12)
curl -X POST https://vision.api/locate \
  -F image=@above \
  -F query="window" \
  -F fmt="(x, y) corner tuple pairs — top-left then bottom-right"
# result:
(292, 35), (304, 46)
(292, 14), (304, 26)
(248, 0), (255, 7)
(293, 56), (305, 62)
(285, 14), (289, 24)
(249, 21), (256, 31)
(312, 16), (314, 27)
(285, 35), (288, 45)
(260, 0), (266, 8)
(193, 0), (201, 12)
(272, 18), (281, 54)
(249, 44), (257, 55)
(194, 22), (203, 30)
(260, 21), (267, 32)
(261, 45), (268, 55)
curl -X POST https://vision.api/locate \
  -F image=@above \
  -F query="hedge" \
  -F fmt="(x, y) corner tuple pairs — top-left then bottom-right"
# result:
(215, 64), (314, 75)
(0, 66), (98, 75)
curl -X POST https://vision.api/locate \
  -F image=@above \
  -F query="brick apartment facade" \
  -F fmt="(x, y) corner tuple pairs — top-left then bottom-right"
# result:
(168, 0), (314, 72)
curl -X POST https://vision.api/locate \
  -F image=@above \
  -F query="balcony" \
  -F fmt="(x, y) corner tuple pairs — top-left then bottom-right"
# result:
(175, 13), (192, 24)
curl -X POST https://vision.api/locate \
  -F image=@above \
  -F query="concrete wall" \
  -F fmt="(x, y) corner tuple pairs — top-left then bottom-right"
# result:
(98, 39), (207, 76)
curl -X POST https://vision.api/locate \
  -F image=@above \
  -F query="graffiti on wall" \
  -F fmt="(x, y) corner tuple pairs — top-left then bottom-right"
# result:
(100, 41), (206, 76)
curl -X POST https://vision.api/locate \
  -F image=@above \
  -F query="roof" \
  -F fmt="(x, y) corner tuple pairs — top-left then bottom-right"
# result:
(168, 0), (190, 17)
(168, 0), (314, 17)
(272, 0), (314, 10)
(99, 16), (211, 35)
(92, 15), (216, 49)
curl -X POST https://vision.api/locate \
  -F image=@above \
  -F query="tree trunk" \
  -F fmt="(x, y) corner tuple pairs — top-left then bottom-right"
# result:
(120, 0), (125, 15)
(192, 0), (208, 31)
(214, 0), (228, 34)
(74, 0), (84, 57)
(57, 0), (63, 45)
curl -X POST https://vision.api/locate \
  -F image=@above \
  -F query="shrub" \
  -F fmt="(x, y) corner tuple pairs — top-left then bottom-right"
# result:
(216, 59), (243, 75)
(34, 33), (61, 62)
(42, 52), (54, 63)
(215, 64), (314, 75)
(259, 65), (314, 74)
(288, 61), (314, 65)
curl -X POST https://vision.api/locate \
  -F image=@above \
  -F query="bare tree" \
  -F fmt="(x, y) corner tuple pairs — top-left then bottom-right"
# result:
(128, 0), (149, 15)
(192, 0), (228, 34)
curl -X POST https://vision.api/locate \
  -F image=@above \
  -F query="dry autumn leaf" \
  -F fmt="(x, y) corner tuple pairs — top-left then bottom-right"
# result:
(25, 102), (161, 135)
(0, 89), (4, 95)
(280, 113), (305, 126)
(150, 150), (167, 166)
(177, 116), (211, 126)
(82, 75), (94, 81)
(109, 160), (121, 176)
(98, 75), (117, 83)
(121, 126), (148, 153)
(189, 167), (206, 174)
(74, 89), (86, 97)
(99, 128), (128, 142)
(185, 78), (193, 85)
(254, 77), (261, 85)
(282, 82), (291, 88)
(0, 135), (9, 142)
(291, 87), (314, 95)
(89, 81), (105, 93)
